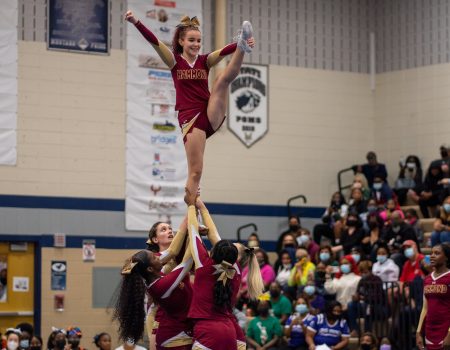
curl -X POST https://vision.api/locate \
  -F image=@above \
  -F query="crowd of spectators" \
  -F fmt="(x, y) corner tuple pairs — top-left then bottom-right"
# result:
(237, 146), (450, 350)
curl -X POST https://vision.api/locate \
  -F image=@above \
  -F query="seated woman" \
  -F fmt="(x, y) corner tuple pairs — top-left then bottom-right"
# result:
(324, 255), (361, 312)
(305, 301), (350, 350)
(372, 244), (399, 285)
(350, 173), (371, 201)
(288, 248), (316, 294)
(431, 195), (450, 246)
(332, 212), (365, 255)
(379, 198), (403, 225)
(283, 297), (315, 350)
(275, 249), (294, 294)
(394, 155), (423, 206)
(300, 281), (325, 315)
(348, 188), (367, 216)
(361, 212), (384, 261)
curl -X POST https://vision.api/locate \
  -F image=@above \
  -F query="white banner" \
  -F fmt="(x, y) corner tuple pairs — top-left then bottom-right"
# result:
(0, 0), (18, 165)
(228, 64), (268, 148)
(126, 0), (202, 231)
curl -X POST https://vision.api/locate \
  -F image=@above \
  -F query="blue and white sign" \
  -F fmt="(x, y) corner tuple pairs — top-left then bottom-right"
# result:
(48, 0), (109, 54)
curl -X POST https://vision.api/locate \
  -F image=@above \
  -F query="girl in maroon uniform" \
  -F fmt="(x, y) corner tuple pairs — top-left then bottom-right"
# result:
(416, 243), (450, 350)
(187, 198), (264, 350)
(125, 11), (255, 204)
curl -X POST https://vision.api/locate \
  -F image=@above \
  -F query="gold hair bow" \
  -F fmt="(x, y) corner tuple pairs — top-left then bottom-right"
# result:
(177, 15), (200, 28)
(258, 292), (271, 301)
(121, 259), (138, 275)
(213, 261), (236, 285)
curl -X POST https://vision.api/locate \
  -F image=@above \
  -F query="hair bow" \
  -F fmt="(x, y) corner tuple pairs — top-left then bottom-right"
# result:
(213, 261), (236, 285)
(6, 328), (22, 335)
(177, 15), (200, 28)
(121, 259), (138, 275)
(66, 326), (82, 337)
(258, 292), (271, 301)
(51, 327), (66, 335)
(245, 246), (258, 254)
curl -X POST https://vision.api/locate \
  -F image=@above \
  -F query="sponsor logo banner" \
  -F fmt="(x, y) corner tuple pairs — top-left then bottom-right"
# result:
(228, 64), (269, 148)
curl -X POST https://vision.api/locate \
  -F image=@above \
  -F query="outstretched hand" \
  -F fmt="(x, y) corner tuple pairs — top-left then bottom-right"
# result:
(247, 37), (256, 48)
(124, 10), (138, 24)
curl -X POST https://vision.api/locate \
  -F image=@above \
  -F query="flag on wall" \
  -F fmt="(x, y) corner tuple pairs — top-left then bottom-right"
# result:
(125, 0), (202, 231)
(0, 0), (17, 165)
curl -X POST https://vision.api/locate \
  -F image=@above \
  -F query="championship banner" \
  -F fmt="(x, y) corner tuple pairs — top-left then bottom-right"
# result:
(0, 0), (17, 165)
(228, 64), (268, 148)
(48, 0), (109, 54)
(126, 0), (202, 231)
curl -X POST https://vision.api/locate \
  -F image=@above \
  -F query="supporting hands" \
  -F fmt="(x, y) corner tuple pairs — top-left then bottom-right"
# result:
(124, 10), (138, 25)
(247, 37), (256, 49)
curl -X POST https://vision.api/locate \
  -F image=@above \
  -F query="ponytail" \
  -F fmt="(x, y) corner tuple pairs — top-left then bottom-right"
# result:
(245, 248), (264, 300)
(113, 251), (149, 343)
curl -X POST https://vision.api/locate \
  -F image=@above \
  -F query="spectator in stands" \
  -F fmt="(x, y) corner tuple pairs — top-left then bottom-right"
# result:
(46, 330), (58, 350)
(399, 240), (425, 286)
(313, 217), (336, 247)
(317, 245), (338, 268)
(350, 173), (371, 201)
(275, 250), (294, 292)
(358, 332), (378, 350)
(6, 329), (21, 350)
(255, 248), (276, 290)
(350, 246), (363, 265)
(348, 188), (367, 215)
(404, 208), (423, 244)
(370, 174), (394, 206)
(381, 210), (419, 268)
(283, 297), (315, 350)
(288, 248), (316, 292)
(333, 212), (365, 255)
(16, 323), (32, 350)
(372, 244), (399, 284)
(297, 229), (319, 264)
(379, 198), (403, 225)
(354, 151), (388, 188)
(361, 212), (384, 261)
(305, 301), (350, 350)
(246, 299), (282, 350)
(324, 255), (361, 312)
(52, 331), (67, 350)
(301, 281), (325, 315)
(394, 155), (423, 206)
(408, 160), (446, 218)
(323, 192), (348, 222)
(269, 281), (292, 325)
(277, 215), (302, 253)
(273, 234), (297, 272)
(93, 333), (111, 350)
(347, 260), (386, 335)
(431, 195), (450, 246)
(66, 327), (85, 350)
(30, 336), (43, 350)
(247, 232), (261, 248)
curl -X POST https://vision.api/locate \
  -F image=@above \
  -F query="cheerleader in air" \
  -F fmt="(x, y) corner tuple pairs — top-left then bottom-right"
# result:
(125, 11), (255, 204)
(187, 198), (264, 350)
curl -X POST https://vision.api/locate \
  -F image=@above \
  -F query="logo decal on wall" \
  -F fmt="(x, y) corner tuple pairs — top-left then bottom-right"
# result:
(228, 64), (268, 147)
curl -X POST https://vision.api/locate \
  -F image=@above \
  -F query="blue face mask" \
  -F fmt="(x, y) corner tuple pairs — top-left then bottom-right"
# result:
(351, 254), (360, 264)
(379, 345), (391, 350)
(373, 183), (382, 191)
(444, 203), (450, 214)
(376, 255), (387, 264)
(404, 247), (415, 258)
(20, 340), (30, 349)
(319, 252), (330, 262)
(367, 205), (377, 213)
(340, 264), (351, 274)
(304, 285), (316, 295)
(299, 235), (310, 244)
(295, 304), (308, 314)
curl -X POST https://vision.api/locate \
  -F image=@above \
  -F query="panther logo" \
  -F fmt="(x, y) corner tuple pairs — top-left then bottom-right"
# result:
(235, 91), (260, 113)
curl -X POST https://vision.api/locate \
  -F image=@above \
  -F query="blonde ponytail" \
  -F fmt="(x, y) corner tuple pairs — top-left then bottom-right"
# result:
(245, 248), (264, 300)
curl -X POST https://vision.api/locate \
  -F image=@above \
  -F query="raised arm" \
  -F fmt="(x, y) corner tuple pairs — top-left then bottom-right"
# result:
(188, 204), (210, 269)
(125, 11), (175, 69)
(206, 43), (237, 68)
(196, 198), (221, 245)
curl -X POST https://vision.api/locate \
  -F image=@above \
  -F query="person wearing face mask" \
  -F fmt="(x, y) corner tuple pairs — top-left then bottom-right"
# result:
(283, 297), (315, 350)
(5, 329), (22, 350)
(247, 233), (261, 249)
(372, 245), (399, 284)
(288, 248), (316, 292)
(305, 301), (350, 350)
(268, 281), (292, 325)
(361, 213), (384, 260)
(381, 210), (420, 269)
(296, 229), (320, 264)
(246, 299), (283, 350)
(358, 332), (378, 350)
(370, 174), (394, 207)
(16, 323), (33, 350)
(273, 234), (297, 273)
(324, 256), (361, 312)
(399, 240), (425, 287)
(394, 155), (423, 206)
(52, 331), (67, 350)
(301, 282), (325, 315)
(65, 327), (84, 350)
(29, 336), (42, 350)
(404, 208), (423, 244)
(275, 251), (294, 292)
(379, 199), (403, 225)
(431, 195), (450, 246)
(354, 151), (388, 189)
(276, 216), (302, 253)
(332, 213), (365, 255)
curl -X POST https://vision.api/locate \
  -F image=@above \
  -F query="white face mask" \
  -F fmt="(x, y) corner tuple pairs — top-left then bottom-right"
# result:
(8, 341), (19, 350)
